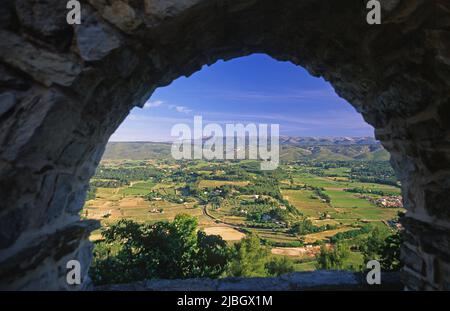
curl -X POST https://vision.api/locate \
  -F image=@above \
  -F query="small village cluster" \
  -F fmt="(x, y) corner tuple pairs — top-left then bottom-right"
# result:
(357, 194), (403, 208)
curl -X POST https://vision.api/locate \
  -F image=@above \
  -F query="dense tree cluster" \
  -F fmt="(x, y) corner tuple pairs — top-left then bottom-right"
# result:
(94, 165), (163, 184)
(227, 233), (294, 277)
(289, 218), (336, 235)
(349, 162), (398, 186)
(90, 179), (128, 188)
(316, 225), (403, 272)
(90, 217), (295, 285)
(344, 187), (395, 196)
(90, 215), (231, 284)
(329, 226), (372, 243)
(312, 187), (331, 203)
(359, 227), (403, 271)
(315, 243), (350, 270)
(145, 191), (185, 204)
(87, 158), (403, 282)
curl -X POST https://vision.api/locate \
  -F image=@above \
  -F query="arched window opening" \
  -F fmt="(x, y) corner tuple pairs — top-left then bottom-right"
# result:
(84, 55), (404, 287)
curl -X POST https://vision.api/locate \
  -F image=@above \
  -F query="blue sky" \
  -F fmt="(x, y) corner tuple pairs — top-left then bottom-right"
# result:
(110, 54), (374, 142)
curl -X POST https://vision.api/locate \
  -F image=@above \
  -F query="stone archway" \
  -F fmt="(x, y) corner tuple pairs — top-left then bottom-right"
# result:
(0, 0), (449, 290)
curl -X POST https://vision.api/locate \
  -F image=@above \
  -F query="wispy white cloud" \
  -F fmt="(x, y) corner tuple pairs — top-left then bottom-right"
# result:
(110, 112), (195, 142)
(201, 109), (365, 126)
(113, 109), (373, 141)
(143, 99), (164, 109)
(143, 99), (193, 114)
(180, 87), (340, 103)
(125, 113), (193, 124)
(169, 105), (192, 114)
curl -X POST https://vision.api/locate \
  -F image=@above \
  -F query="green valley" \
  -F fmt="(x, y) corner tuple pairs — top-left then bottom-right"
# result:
(84, 140), (403, 284)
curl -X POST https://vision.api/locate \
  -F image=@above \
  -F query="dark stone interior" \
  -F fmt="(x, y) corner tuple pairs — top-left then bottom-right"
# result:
(0, 0), (449, 290)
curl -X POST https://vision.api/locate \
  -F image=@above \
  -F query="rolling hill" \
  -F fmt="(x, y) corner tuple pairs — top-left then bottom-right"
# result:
(103, 138), (390, 162)
(103, 142), (173, 160)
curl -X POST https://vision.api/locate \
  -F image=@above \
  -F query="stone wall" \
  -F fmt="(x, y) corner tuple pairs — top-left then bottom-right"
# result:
(96, 271), (402, 291)
(0, 0), (449, 290)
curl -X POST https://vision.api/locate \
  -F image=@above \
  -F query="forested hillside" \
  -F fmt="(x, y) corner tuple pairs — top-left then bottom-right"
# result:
(103, 138), (390, 162)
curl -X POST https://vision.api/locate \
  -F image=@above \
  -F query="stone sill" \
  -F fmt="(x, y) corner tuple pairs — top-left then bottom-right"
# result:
(96, 270), (402, 291)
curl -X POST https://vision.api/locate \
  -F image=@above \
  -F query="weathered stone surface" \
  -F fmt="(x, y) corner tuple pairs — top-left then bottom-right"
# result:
(0, 0), (16, 30)
(0, 65), (30, 90)
(401, 244), (425, 275)
(436, 99), (450, 130)
(15, 0), (73, 46)
(0, 205), (29, 249)
(96, 271), (402, 291)
(0, 93), (17, 117)
(380, 0), (401, 12)
(75, 9), (122, 61)
(427, 30), (450, 67)
(144, 0), (202, 19)
(280, 270), (360, 290)
(0, 220), (99, 290)
(424, 186), (450, 219)
(0, 89), (65, 162)
(402, 217), (450, 261)
(88, 0), (143, 33)
(0, 0), (449, 291)
(0, 31), (82, 87)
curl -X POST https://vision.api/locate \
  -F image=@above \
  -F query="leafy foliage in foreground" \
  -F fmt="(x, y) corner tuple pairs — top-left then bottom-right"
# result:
(90, 219), (295, 285)
(227, 233), (295, 277)
(315, 226), (403, 272)
(90, 215), (230, 285)
(315, 243), (351, 270)
(227, 233), (269, 277)
(360, 227), (403, 271)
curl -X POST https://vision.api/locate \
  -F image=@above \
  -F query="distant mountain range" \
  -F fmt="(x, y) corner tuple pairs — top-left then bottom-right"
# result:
(279, 136), (379, 146)
(103, 137), (389, 162)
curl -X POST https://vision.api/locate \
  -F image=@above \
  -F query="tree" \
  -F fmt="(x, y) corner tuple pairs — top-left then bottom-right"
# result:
(290, 218), (316, 235)
(379, 231), (402, 271)
(315, 243), (350, 270)
(360, 226), (389, 264)
(360, 227), (402, 271)
(148, 213), (198, 278)
(228, 234), (269, 277)
(90, 214), (230, 285)
(196, 231), (232, 278)
(266, 257), (295, 276)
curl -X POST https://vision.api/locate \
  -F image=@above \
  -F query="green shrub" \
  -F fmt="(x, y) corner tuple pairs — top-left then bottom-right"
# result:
(90, 215), (231, 285)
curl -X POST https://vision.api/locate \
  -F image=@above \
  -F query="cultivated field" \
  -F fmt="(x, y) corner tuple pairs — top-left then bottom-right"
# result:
(198, 180), (249, 188)
(84, 158), (403, 272)
(203, 226), (246, 241)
